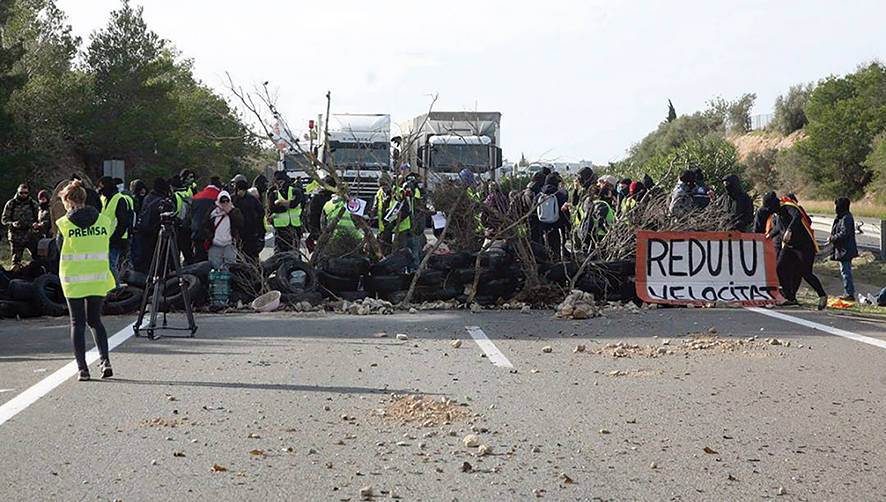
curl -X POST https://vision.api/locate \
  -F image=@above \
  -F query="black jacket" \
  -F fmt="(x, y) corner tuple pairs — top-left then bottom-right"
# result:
(830, 199), (858, 261)
(137, 190), (169, 238)
(100, 188), (132, 247)
(722, 174), (753, 231)
(233, 192), (265, 242)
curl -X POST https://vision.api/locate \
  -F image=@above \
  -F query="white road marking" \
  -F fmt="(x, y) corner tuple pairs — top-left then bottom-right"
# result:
(0, 324), (135, 427)
(465, 326), (514, 369)
(746, 307), (886, 350)
(0, 389), (14, 394)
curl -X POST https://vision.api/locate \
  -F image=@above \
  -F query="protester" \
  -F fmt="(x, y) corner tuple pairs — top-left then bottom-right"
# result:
(828, 197), (858, 301)
(98, 176), (133, 283)
(691, 169), (713, 209)
(621, 181), (646, 214)
(56, 179), (115, 381)
(321, 177), (362, 240)
(721, 174), (753, 231)
(536, 173), (569, 260)
(128, 179), (148, 271)
(615, 178), (631, 213)
(759, 192), (784, 257)
(206, 190), (243, 270)
(771, 196), (827, 309)
(268, 170), (303, 253)
(523, 171), (546, 244)
(372, 172), (394, 255)
(170, 174), (195, 265)
(306, 174), (333, 252)
(190, 177), (222, 262)
(35, 190), (52, 239)
(135, 177), (171, 273)
(482, 182), (509, 237)
(591, 183), (616, 241)
(668, 170), (696, 218)
(232, 179), (264, 261)
(2, 184), (38, 270)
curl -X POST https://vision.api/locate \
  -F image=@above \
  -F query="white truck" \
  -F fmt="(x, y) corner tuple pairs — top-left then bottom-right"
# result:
(316, 113), (391, 199)
(397, 111), (502, 190)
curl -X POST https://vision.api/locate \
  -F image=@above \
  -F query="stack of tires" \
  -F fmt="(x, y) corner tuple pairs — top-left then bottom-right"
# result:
(0, 271), (147, 318)
(263, 253), (322, 306)
(461, 243), (525, 305)
(539, 259), (637, 303)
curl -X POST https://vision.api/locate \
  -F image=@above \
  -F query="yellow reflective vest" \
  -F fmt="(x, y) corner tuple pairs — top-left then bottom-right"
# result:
(56, 214), (116, 299)
(323, 198), (362, 238)
(100, 192), (133, 240)
(272, 186), (302, 228)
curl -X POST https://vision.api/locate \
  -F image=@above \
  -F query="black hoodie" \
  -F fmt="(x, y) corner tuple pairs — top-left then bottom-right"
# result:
(721, 174), (753, 231)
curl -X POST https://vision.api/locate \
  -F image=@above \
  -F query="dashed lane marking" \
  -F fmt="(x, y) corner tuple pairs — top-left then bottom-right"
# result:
(746, 307), (886, 350)
(0, 324), (136, 427)
(465, 326), (514, 369)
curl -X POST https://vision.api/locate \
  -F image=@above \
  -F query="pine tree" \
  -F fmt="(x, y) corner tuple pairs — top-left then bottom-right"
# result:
(666, 99), (677, 123)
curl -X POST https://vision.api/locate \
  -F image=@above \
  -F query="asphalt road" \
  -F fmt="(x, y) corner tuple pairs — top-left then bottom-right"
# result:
(811, 215), (882, 252)
(1, 306), (885, 501)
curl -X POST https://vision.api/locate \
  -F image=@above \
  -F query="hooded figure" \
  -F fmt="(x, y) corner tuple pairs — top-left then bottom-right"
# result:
(757, 191), (784, 255)
(537, 173), (569, 259)
(721, 174), (753, 231)
(829, 197), (858, 300)
(2, 183), (38, 268)
(232, 179), (265, 261)
(772, 196), (827, 308)
(669, 170), (695, 218)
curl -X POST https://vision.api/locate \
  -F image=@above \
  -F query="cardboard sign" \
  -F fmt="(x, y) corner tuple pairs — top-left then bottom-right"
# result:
(635, 231), (782, 306)
(432, 211), (447, 230)
(346, 198), (367, 217)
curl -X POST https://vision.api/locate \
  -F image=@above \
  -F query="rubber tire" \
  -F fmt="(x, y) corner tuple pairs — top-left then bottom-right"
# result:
(32, 274), (68, 316)
(381, 290), (407, 304)
(270, 260), (318, 293)
(415, 286), (460, 302)
(319, 270), (360, 294)
(157, 274), (204, 311)
(541, 262), (581, 286)
(0, 299), (41, 318)
(368, 274), (408, 294)
(261, 252), (300, 275)
(8, 279), (35, 301)
(120, 269), (147, 288)
(178, 261), (212, 282)
(477, 278), (517, 298)
(370, 249), (414, 276)
(326, 256), (370, 278)
(416, 269), (445, 287)
(103, 286), (144, 315)
(478, 248), (512, 269)
(428, 252), (472, 271)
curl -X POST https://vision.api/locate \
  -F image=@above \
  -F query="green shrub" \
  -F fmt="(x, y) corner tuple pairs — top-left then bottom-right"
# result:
(863, 131), (886, 203)
(743, 148), (779, 191)
(771, 83), (814, 135)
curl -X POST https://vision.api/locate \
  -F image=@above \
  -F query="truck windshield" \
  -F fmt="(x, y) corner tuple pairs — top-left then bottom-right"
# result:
(430, 144), (489, 172)
(327, 142), (389, 169)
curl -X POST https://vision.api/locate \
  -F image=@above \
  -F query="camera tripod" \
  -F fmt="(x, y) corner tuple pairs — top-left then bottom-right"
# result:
(133, 218), (198, 340)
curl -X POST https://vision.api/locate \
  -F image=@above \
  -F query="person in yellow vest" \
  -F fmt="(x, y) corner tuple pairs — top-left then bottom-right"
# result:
(268, 171), (303, 254)
(57, 180), (116, 381)
(372, 173), (394, 255)
(321, 178), (363, 240)
(98, 176), (133, 285)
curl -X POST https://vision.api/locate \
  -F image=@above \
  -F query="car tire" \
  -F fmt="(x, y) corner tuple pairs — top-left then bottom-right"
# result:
(32, 274), (68, 316)
(103, 286), (144, 315)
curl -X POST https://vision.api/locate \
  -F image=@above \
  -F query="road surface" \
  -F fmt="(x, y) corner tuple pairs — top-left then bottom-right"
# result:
(1, 305), (885, 501)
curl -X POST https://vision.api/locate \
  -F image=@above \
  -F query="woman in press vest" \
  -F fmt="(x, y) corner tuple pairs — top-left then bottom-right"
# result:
(56, 180), (116, 381)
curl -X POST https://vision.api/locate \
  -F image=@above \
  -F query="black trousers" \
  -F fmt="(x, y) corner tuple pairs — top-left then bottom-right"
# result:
(66, 296), (109, 373)
(275, 226), (301, 254)
(777, 246), (826, 301)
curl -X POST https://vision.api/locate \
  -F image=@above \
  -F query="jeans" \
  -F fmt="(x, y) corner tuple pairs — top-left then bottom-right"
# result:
(66, 296), (109, 373)
(839, 260), (855, 297)
(208, 243), (236, 270)
(109, 245), (125, 285)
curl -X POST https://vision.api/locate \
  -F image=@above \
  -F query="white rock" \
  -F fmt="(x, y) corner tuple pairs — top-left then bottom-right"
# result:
(396, 333), (408, 341)
(450, 339), (462, 348)
(462, 434), (480, 448)
(541, 346), (553, 353)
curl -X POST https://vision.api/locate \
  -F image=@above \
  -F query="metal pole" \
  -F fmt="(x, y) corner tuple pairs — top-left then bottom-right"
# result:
(880, 220), (885, 260)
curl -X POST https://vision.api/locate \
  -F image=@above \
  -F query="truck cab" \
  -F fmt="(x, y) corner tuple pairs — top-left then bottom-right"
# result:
(317, 114), (391, 200)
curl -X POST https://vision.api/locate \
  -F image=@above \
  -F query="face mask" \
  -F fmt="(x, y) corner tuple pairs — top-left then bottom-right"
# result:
(117, 183), (125, 192)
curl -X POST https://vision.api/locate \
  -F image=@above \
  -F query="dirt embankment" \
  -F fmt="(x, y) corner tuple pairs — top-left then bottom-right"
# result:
(727, 129), (805, 162)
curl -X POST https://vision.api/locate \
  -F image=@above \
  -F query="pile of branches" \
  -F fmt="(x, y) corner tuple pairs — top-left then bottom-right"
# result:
(429, 179), (484, 253)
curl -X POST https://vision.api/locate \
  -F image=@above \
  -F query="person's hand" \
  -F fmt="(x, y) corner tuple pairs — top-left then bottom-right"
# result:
(31, 222), (40, 229)
(12, 221), (22, 228)
(274, 199), (286, 207)
(784, 229), (792, 243)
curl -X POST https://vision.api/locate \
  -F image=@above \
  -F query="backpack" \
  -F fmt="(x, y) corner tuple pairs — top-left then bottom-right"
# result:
(536, 193), (559, 224)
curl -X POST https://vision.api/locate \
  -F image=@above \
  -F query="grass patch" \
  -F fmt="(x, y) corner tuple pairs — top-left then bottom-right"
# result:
(801, 199), (886, 220)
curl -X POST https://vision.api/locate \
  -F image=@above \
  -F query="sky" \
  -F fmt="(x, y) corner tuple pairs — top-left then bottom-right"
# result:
(56, 0), (886, 164)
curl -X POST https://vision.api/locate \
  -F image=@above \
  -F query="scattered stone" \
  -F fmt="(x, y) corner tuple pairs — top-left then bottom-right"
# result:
(650, 462), (657, 469)
(470, 303), (482, 313)
(172, 451), (185, 457)
(396, 333), (408, 341)
(461, 461), (473, 473)
(521, 305), (531, 314)
(708, 327), (718, 334)
(591, 334), (771, 358)
(559, 472), (575, 484)
(555, 290), (603, 320)
(541, 346), (553, 353)
(573, 344), (586, 353)
(777, 486), (787, 496)
(359, 485), (373, 500)
(767, 338), (782, 346)
(450, 339), (462, 349)
(599, 429), (610, 434)
(375, 394), (471, 426)
(150, 459), (158, 466)
(463, 434), (480, 448)
(533, 488), (545, 497)
(477, 444), (491, 456)
(409, 307), (418, 314)
(531, 445), (541, 453)
(337, 298), (395, 316)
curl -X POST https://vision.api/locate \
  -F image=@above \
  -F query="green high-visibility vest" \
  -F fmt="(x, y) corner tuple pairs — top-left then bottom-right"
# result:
(594, 200), (615, 236)
(272, 186), (302, 228)
(393, 186), (421, 234)
(375, 187), (388, 232)
(323, 199), (362, 238)
(100, 192), (132, 240)
(56, 214), (115, 299)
